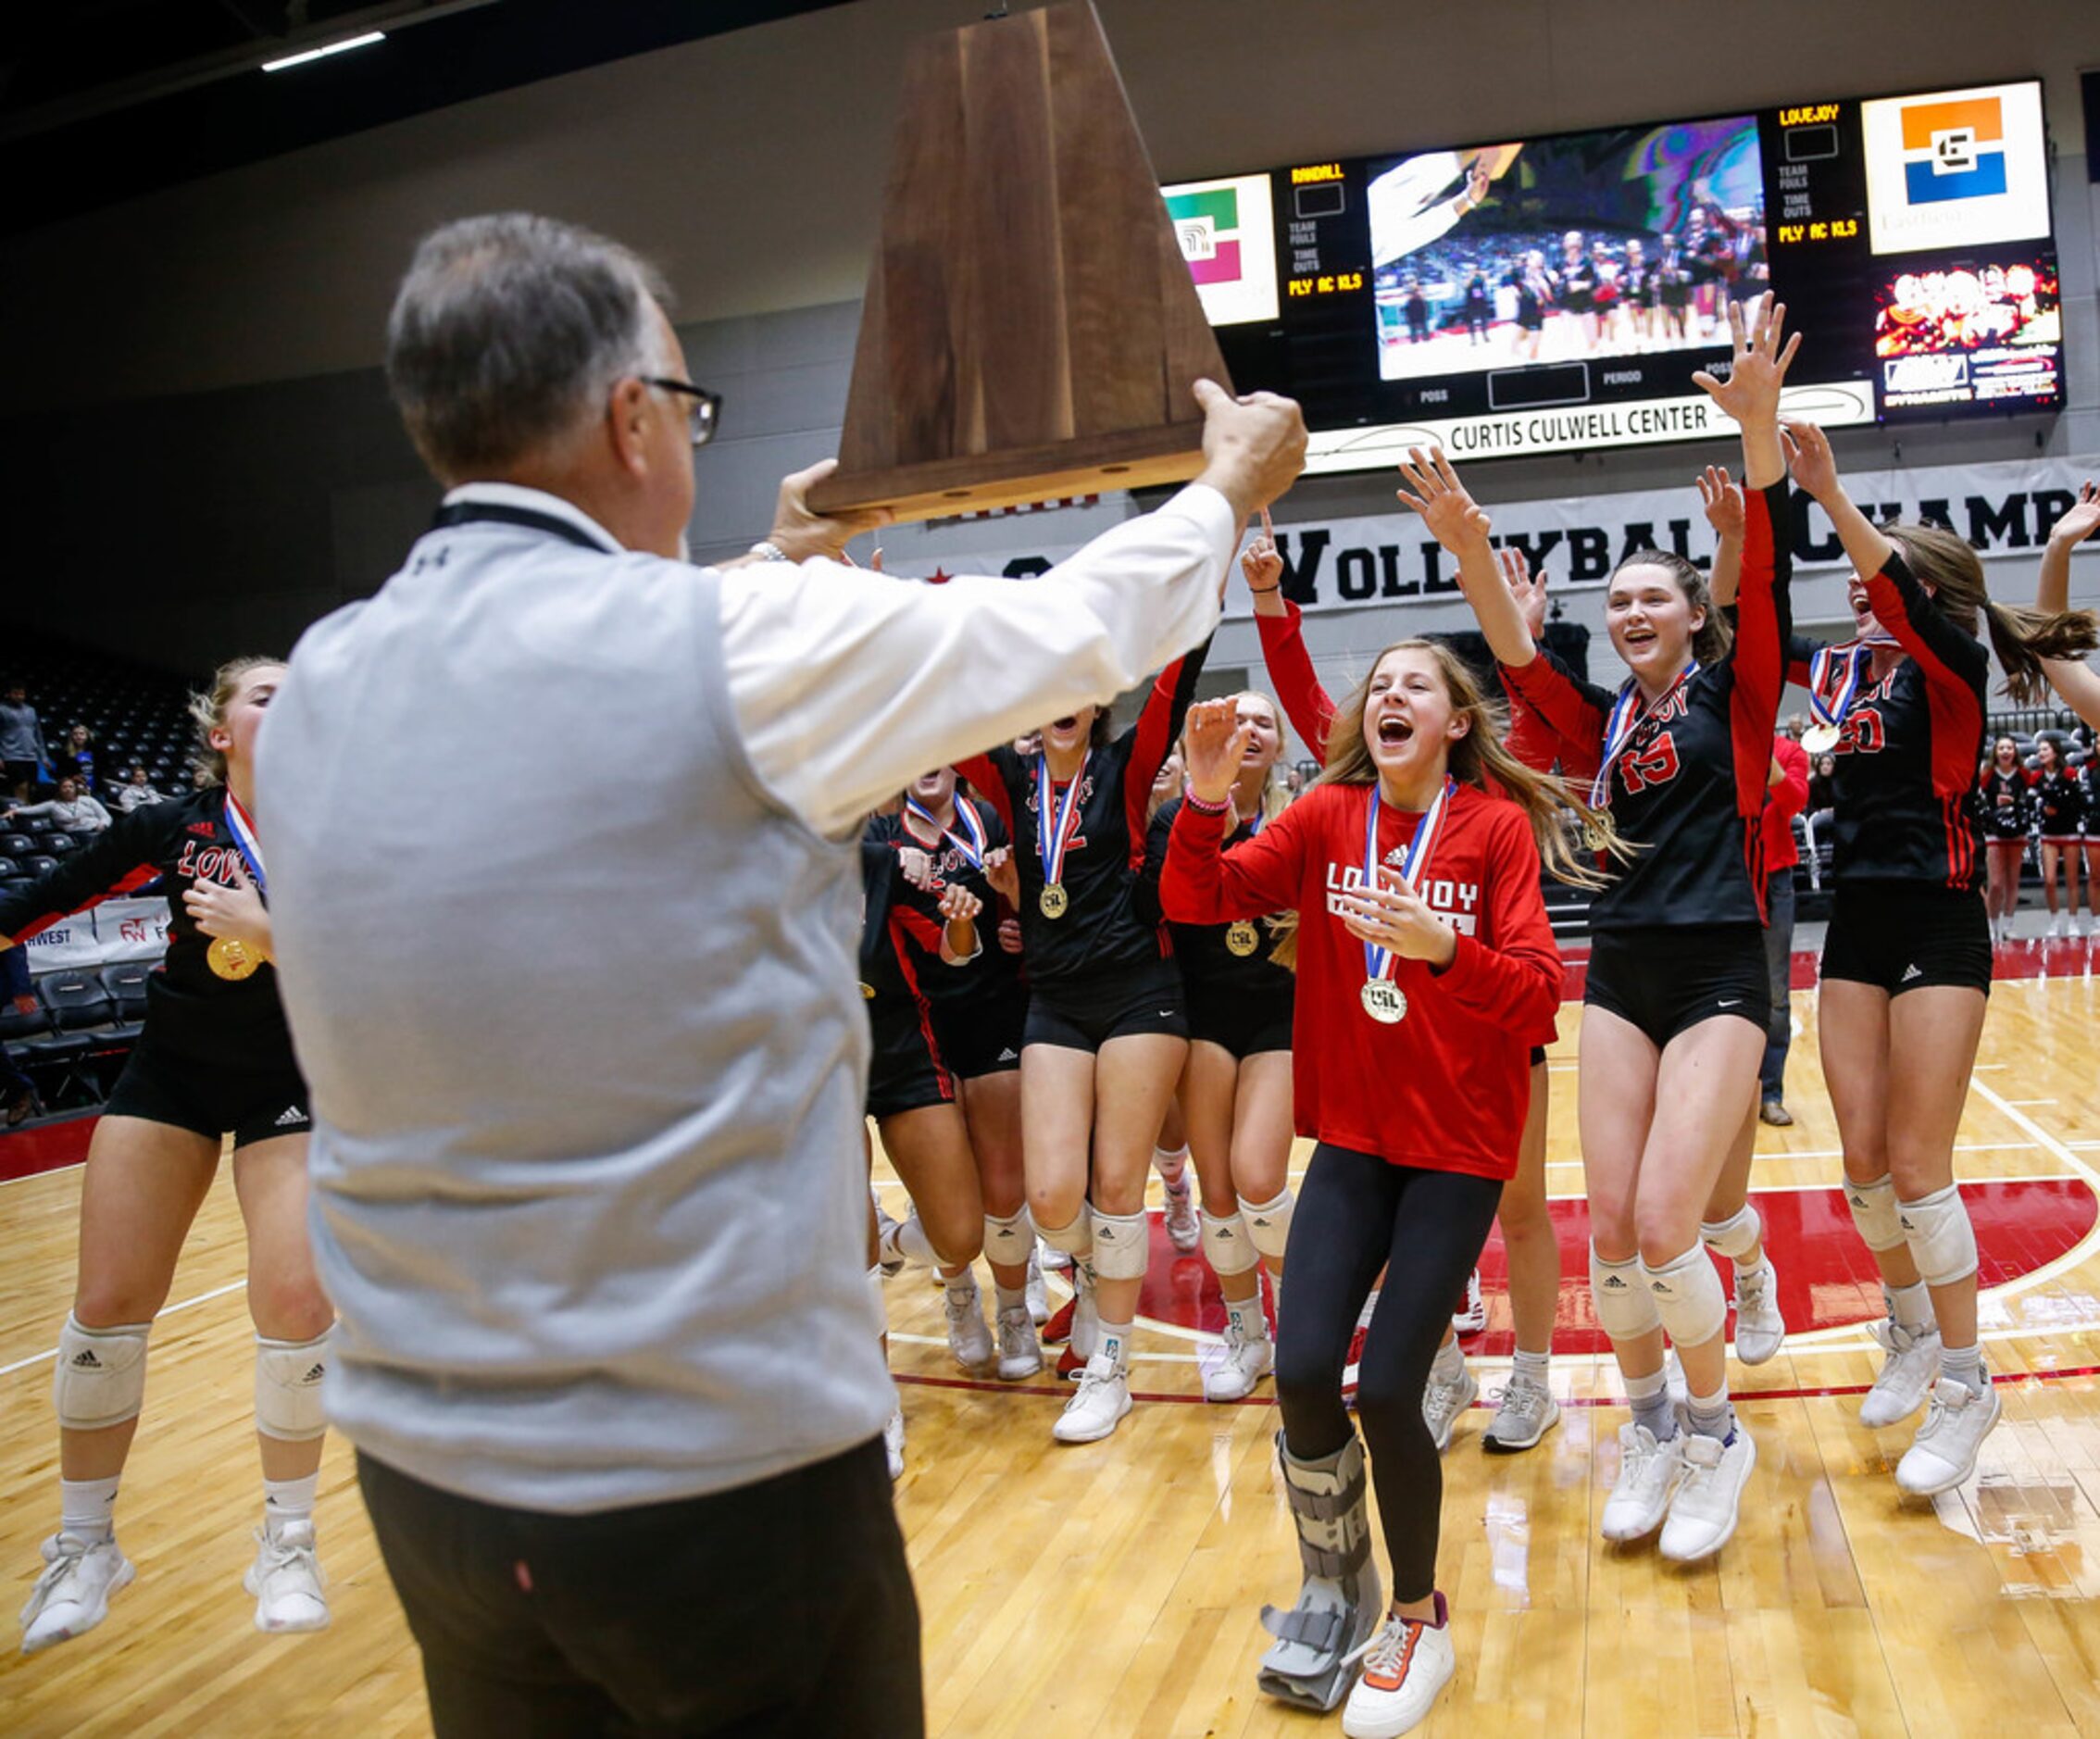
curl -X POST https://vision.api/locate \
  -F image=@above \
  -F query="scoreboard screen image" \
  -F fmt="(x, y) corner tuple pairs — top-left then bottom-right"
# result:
(1160, 80), (2060, 469)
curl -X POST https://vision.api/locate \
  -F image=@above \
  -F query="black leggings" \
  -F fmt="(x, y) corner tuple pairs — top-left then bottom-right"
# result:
(1273, 1144), (1504, 1604)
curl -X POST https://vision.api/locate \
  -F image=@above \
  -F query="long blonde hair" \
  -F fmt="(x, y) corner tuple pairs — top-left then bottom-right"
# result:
(187, 656), (282, 787)
(1882, 522), (2099, 704)
(1319, 639), (1623, 890)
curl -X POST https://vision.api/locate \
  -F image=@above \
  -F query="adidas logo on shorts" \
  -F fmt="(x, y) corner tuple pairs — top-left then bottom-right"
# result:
(275, 1106), (306, 1127)
(1901, 964), (1923, 982)
(997, 1047), (1019, 1062)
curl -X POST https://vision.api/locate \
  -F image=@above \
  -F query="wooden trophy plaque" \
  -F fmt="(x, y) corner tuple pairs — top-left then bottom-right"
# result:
(806, 0), (1231, 525)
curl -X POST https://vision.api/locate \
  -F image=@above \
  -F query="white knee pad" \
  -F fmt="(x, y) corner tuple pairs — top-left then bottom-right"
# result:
(1035, 1205), (1093, 1258)
(53, 1314), (151, 1432)
(1844, 1175), (1906, 1253)
(1699, 1205), (1762, 1261)
(1239, 1190), (1295, 1263)
(1589, 1245), (1661, 1343)
(1090, 1209), (1150, 1281)
(1643, 1246), (1729, 1350)
(1898, 1185), (1979, 1288)
(256, 1331), (332, 1443)
(1200, 1208), (1260, 1278)
(982, 1208), (1033, 1270)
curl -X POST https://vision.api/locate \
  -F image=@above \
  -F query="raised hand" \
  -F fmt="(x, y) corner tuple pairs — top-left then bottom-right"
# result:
(1192, 379), (1308, 520)
(1334, 870), (1456, 967)
(1692, 297), (1800, 428)
(1183, 697), (1255, 806)
(1394, 446), (1493, 556)
(1697, 464), (1744, 541)
(1497, 545), (1548, 641)
(983, 844), (1019, 906)
(896, 844), (936, 891)
(767, 457), (894, 563)
(1242, 506), (1284, 593)
(1778, 419), (1839, 503)
(2048, 482), (2100, 549)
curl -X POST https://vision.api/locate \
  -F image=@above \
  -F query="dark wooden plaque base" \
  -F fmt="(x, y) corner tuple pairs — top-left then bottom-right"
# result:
(808, 1), (1230, 525)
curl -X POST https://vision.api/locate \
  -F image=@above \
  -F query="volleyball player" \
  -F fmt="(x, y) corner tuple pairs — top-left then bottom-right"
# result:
(1406, 299), (1798, 1560)
(1244, 526), (1567, 1454)
(886, 769), (1045, 1368)
(5, 657), (333, 1650)
(2029, 736), (2086, 938)
(1778, 419), (2097, 1492)
(1161, 646), (1593, 1733)
(1138, 687), (1298, 1402)
(1977, 737), (2031, 941)
(956, 638), (1208, 1444)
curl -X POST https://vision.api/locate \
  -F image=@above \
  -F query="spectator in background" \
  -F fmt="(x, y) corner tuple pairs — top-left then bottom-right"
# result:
(1807, 751), (1837, 817)
(114, 767), (165, 814)
(60, 724), (95, 792)
(1758, 734), (1810, 1125)
(1780, 714), (1806, 742)
(2, 682), (47, 801)
(6, 777), (111, 835)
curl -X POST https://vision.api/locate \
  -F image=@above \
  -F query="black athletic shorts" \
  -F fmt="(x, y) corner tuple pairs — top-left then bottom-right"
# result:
(104, 1031), (311, 1148)
(1583, 922), (1769, 1047)
(931, 986), (1026, 1080)
(1821, 882), (1992, 997)
(865, 997), (954, 1121)
(1023, 963), (1187, 1053)
(1529, 1045), (1548, 1069)
(1186, 980), (1294, 1060)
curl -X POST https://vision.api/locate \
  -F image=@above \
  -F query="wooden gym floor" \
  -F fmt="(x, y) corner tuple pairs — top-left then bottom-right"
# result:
(3, 945), (2099, 1736)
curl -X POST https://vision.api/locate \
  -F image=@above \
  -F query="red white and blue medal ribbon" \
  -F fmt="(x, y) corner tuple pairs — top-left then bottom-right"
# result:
(903, 795), (987, 870)
(223, 791), (268, 903)
(1033, 749), (1089, 918)
(1590, 661), (1698, 808)
(1803, 643), (1868, 754)
(1359, 776), (1453, 1023)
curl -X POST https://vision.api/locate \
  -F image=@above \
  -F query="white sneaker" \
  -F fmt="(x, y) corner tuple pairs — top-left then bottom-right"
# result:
(1037, 1236), (1071, 1272)
(1731, 1258), (1785, 1366)
(1451, 1269), (1487, 1335)
(1422, 1359), (1479, 1454)
(943, 1279), (994, 1370)
(1895, 1377), (2002, 1495)
(1482, 1372), (1560, 1453)
(1600, 1422), (1686, 1543)
(884, 1407), (906, 1480)
(1024, 1248), (1049, 1326)
(245, 1520), (330, 1633)
(873, 1199), (906, 1278)
(1201, 1320), (1273, 1402)
(1341, 1595), (1456, 1739)
(2048, 911), (2065, 938)
(1052, 1354), (1132, 1444)
(1860, 1319), (1942, 1428)
(20, 1532), (134, 1654)
(1163, 1179), (1199, 1254)
(995, 1303), (1043, 1381)
(1658, 1427), (1756, 1562)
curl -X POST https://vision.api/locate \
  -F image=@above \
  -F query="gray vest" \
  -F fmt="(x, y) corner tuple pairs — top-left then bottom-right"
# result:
(260, 520), (894, 1513)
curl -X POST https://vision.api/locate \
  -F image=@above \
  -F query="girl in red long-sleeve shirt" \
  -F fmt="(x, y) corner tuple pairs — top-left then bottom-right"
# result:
(1161, 646), (1603, 1733)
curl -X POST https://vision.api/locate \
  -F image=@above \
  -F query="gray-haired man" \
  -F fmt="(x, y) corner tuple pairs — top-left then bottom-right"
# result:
(258, 211), (1304, 1735)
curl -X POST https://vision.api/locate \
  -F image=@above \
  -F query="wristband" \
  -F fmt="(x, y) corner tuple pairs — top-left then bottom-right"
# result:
(748, 540), (789, 563)
(1245, 584), (1281, 595)
(1181, 782), (1231, 815)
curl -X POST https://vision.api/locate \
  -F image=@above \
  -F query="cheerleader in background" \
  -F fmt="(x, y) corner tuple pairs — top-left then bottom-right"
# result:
(1977, 737), (2031, 942)
(1779, 419), (2096, 1491)
(2028, 735), (2087, 938)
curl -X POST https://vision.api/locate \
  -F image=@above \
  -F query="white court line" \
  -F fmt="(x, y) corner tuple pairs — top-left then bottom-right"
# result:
(2004, 1099), (2061, 1107)
(0, 1279), (247, 1378)
(0, 1159), (85, 1187)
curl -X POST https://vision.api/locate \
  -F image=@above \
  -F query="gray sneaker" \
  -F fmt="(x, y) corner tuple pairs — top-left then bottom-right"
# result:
(1483, 1370), (1561, 1453)
(1731, 1258), (1786, 1366)
(1422, 1359), (1479, 1453)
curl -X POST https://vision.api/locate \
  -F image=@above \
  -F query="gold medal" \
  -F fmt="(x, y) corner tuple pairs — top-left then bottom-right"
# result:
(859, 982), (877, 1000)
(1225, 920), (1260, 957)
(206, 936), (259, 982)
(1360, 979), (1406, 1024)
(1039, 882), (1069, 920)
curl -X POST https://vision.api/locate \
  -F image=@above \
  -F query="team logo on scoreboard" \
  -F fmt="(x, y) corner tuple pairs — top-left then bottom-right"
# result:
(1862, 81), (2049, 256)
(1160, 174), (1278, 326)
(1897, 95), (2007, 205)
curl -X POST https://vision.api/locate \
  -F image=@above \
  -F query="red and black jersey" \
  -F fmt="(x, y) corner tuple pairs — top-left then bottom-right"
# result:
(1141, 797), (1296, 1005)
(0, 786), (289, 1051)
(1158, 779), (1559, 1180)
(866, 797), (1020, 1011)
(2029, 766), (2087, 839)
(956, 641), (1206, 991)
(1505, 480), (1792, 930)
(1782, 546), (1987, 893)
(1976, 765), (2031, 841)
(857, 828), (953, 1038)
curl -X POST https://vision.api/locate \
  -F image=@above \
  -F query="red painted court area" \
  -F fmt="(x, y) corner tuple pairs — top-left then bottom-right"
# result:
(1135, 1177), (2097, 1356)
(0, 1115), (94, 1184)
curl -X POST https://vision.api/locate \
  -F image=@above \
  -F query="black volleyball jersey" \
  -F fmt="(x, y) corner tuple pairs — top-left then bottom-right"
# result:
(857, 830), (952, 1027)
(1782, 547), (1987, 894)
(1503, 480), (1791, 931)
(2030, 767), (2086, 837)
(0, 786), (292, 1052)
(1976, 765), (2031, 840)
(1141, 797), (1297, 1004)
(957, 641), (1206, 991)
(867, 796), (1021, 1009)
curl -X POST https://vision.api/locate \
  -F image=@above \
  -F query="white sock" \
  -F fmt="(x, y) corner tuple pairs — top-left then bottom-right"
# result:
(1940, 1342), (1989, 1396)
(1095, 1317), (1134, 1371)
(1431, 1337), (1466, 1382)
(1512, 1347), (1550, 1384)
(264, 1473), (319, 1535)
(941, 1266), (977, 1295)
(60, 1476), (120, 1544)
(1153, 1145), (1189, 1188)
(1226, 1295), (1268, 1341)
(1626, 1368), (1676, 1440)
(994, 1284), (1027, 1315)
(896, 1212), (937, 1267)
(1888, 1281), (1935, 1334)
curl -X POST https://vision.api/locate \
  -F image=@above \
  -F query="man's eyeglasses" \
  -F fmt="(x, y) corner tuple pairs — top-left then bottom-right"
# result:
(644, 378), (723, 448)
